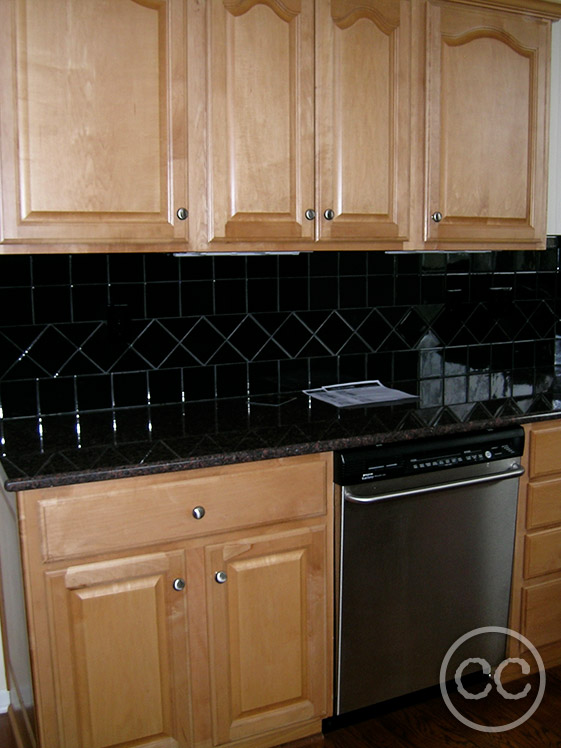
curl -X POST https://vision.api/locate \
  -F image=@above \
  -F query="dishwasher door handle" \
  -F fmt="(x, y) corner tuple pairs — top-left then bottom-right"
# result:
(344, 463), (525, 504)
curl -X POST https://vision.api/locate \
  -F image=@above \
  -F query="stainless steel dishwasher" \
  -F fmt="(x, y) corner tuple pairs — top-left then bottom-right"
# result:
(333, 426), (525, 716)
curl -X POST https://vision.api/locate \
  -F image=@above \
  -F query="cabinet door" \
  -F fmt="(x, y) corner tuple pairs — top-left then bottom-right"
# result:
(316, 0), (411, 244)
(205, 526), (329, 744)
(424, 1), (549, 249)
(206, 0), (315, 244)
(44, 551), (191, 748)
(0, 0), (188, 245)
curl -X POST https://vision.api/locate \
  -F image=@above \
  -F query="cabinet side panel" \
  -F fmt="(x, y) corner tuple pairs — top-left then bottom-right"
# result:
(0, 475), (35, 745)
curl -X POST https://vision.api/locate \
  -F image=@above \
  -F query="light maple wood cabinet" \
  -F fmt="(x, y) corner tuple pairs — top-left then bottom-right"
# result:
(509, 421), (561, 671)
(190, 0), (412, 248)
(1, 0), (560, 253)
(0, 453), (333, 748)
(421, 0), (552, 250)
(0, 0), (191, 249)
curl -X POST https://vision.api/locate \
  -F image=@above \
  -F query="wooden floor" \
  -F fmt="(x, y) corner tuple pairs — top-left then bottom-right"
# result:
(2, 666), (561, 747)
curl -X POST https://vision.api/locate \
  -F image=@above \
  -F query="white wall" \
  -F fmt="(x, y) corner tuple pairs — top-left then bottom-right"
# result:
(0, 629), (8, 712)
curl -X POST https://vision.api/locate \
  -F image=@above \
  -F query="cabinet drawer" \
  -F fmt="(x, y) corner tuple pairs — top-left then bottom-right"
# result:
(528, 426), (561, 479)
(524, 528), (561, 578)
(527, 479), (561, 529)
(523, 578), (561, 648)
(33, 454), (330, 561)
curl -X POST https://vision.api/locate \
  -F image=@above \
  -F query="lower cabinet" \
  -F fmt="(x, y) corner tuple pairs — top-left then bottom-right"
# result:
(44, 551), (192, 748)
(509, 421), (561, 669)
(2, 453), (333, 748)
(205, 526), (329, 745)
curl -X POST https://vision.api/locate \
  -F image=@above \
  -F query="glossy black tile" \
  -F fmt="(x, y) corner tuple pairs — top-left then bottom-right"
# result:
(0, 246), (559, 420)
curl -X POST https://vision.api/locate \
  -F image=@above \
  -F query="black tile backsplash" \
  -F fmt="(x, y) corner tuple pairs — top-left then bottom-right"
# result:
(0, 244), (559, 420)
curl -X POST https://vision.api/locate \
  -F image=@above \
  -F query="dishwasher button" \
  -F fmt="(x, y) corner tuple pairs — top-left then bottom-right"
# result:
(484, 450), (493, 460)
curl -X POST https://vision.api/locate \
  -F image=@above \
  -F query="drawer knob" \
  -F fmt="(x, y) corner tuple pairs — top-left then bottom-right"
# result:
(431, 211), (443, 223)
(177, 207), (189, 220)
(192, 506), (206, 520)
(173, 578), (186, 591)
(215, 571), (228, 584)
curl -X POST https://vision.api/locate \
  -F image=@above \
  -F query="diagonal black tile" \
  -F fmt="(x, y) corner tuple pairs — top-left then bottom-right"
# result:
(132, 320), (182, 368)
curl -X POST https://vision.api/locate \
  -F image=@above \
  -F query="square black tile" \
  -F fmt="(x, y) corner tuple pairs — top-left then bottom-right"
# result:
(149, 369), (183, 405)
(32, 255), (71, 286)
(0, 256), (32, 287)
(112, 371), (148, 408)
(39, 377), (76, 415)
(0, 380), (38, 418)
(77, 375), (113, 411)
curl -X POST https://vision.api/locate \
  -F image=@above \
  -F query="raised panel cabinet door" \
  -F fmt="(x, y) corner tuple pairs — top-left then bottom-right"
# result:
(0, 0), (188, 245)
(206, 0), (315, 244)
(205, 526), (330, 744)
(424, 1), (549, 249)
(43, 551), (191, 748)
(316, 0), (411, 244)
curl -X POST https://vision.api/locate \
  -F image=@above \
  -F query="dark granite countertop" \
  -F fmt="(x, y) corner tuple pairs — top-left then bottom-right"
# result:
(2, 386), (561, 492)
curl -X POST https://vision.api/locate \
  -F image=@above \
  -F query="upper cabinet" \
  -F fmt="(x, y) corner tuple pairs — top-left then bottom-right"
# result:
(548, 19), (561, 235)
(422, 0), (551, 250)
(0, 0), (189, 247)
(194, 0), (412, 248)
(203, 0), (316, 244)
(1, 0), (560, 253)
(316, 0), (412, 244)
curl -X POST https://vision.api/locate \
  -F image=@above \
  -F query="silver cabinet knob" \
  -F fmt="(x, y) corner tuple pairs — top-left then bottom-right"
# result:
(305, 209), (316, 220)
(173, 578), (186, 591)
(192, 506), (206, 520)
(323, 209), (335, 220)
(431, 211), (443, 223)
(177, 207), (189, 220)
(215, 571), (228, 584)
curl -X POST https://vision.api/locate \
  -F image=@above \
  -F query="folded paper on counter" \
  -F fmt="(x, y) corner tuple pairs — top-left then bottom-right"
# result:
(303, 380), (418, 408)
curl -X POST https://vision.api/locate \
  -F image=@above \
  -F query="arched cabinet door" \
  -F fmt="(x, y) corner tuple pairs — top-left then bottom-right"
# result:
(206, 0), (315, 244)
(316, 0), (412, 245)
(0, 0), (188, 245)
(424, 0), (549, 250)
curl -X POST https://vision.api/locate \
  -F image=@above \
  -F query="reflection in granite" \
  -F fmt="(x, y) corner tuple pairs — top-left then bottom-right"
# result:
(2, 387), (560, 492)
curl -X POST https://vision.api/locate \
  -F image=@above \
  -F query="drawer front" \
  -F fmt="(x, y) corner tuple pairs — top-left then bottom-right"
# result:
(524, 527), (561, 578)
(35, 454), (330, 561)
(527, 479), (561, 529)
(528, 426), (561, 479)
(523, 578), (561, 648)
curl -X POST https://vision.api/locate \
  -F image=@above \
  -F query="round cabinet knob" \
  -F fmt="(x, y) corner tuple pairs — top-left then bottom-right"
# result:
(192, 506), (206, 520)
(305, 209), (316, 221)
(431, 211), (443, 223)
(173, 578), (186, 591)
(215, 571), (228, 584)
(323, 209), (335, 220)
(176, 207), (189, 221)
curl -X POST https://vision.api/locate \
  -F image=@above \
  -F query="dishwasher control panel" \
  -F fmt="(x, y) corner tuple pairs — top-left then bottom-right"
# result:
(334, 426), (524, 484)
